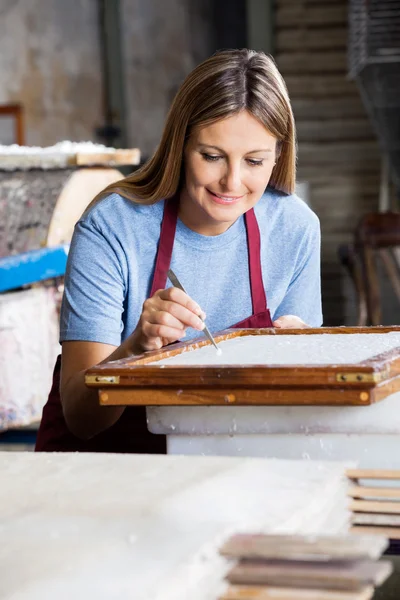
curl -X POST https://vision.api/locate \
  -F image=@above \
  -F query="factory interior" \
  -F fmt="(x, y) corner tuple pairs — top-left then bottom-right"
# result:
(1, 1), (400, 599)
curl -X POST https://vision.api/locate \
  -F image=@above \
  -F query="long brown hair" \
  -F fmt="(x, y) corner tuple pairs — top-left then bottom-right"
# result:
(95, 49), (296, 207)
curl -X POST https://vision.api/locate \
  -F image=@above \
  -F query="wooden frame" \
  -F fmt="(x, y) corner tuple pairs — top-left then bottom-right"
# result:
(0, 104), (25, 145)
(85, 326), (400, 407)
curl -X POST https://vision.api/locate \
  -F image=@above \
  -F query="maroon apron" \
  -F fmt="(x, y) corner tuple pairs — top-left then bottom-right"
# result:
(35, 198), (272, 452)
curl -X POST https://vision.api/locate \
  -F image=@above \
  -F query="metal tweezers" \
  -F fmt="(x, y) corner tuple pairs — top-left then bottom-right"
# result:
(167, 268), (221, 353)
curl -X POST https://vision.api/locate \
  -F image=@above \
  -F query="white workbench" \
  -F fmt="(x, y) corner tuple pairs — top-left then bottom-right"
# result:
(147, 391), (400, 467)
(1, 452), (351, 600)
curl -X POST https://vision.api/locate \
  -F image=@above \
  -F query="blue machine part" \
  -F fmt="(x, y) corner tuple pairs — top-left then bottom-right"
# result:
(0, 244), (69, 293)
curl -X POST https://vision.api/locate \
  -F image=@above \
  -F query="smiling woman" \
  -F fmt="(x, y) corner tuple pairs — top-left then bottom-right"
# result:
(35, 49), (322, 453)
(180, 112), (278, 235)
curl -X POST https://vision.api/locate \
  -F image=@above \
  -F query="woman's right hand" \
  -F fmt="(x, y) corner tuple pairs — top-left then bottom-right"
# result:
(128, 287), (206, 352)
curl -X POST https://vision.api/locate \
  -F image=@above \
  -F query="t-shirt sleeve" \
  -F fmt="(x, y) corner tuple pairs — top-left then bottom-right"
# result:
(59, 216), (126, 346)
(273, 213), (323, 327)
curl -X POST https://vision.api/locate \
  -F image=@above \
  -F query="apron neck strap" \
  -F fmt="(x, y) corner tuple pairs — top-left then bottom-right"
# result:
(245, 208), (267, 314)
(150, 198), (267, 314)
(149, 196), (179, 297)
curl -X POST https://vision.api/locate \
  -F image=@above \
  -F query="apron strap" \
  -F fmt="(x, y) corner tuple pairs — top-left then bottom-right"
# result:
(149, 197), (179, 296)
(245, 208), (268, 314)
(150, 198), (268, 315)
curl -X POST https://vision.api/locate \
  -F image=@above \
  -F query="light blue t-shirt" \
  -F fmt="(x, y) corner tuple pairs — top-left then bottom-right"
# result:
(60, 188), (322, 345)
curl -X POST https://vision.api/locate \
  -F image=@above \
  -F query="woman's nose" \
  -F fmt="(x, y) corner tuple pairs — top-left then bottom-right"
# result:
(220, 163), (242, 192)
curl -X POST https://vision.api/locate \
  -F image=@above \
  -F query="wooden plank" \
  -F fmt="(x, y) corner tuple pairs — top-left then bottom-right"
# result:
(312, 207), (378, 221)
(285, 75), (358, 98)
(298, 166), (380, 181)
(89, 359), (387, 388)
(353, 513), (400, 527)
(292, 99), (368, 120)
(97, 385), (377, 407)
(296, 120), (374, 142)
(298, 163), (379, 177)
(351, 525), (400, 540)
(276, 27), (346, 52)
(219, 584), (374, 600)
(304, 173), (380, 187)
(226, 559), (392, 590)
(319, 216), (374, 231)
(312, 196), (379, 209)
(276, 5), (347, 27)
(0, 148), (140, 169)
(298, 142), (380, 166)
(88, 363), (388, 389)
(350, 500), (400, 514)
(347, 469), (400, 480)
(349, 486), (400, 500)
(313, 204), (379, 220)
(68, 148), (140, 166)
(299, 165), (380, 178)
(300, 177), (380, 195)
(277, 51), (347, 74)
(219, 533), (388, 561)
(309, 176), (380, 193)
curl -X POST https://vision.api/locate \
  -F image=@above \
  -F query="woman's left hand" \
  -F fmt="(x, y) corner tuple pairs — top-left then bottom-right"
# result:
(273, 315), (311, 329)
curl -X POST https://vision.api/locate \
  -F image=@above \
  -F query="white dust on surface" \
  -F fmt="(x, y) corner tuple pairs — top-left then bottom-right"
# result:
(153, 333), (400, 366)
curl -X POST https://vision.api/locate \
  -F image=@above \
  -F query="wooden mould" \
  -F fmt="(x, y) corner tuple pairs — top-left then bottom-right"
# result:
(347, 469), (400, 540)
(217, 532), (391, 600)
(84, 326), (400, 407)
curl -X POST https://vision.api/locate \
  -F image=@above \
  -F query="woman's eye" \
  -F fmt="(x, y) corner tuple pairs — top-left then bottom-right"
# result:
(247, 159), (264, 167)
(202, 153), (221, 162)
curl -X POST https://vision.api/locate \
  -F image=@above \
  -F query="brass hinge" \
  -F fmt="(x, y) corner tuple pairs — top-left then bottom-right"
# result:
(336, 370), (388, 384)
(85, 375), (120, 385)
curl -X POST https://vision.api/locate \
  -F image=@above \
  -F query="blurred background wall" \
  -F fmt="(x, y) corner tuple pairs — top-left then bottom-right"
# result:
(0, 0), (104, 144)
(274, 0), (382, 326)
(0, 0), (399, 328)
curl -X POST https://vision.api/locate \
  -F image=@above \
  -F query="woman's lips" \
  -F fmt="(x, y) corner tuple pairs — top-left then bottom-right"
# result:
(207, 189), (244, 205)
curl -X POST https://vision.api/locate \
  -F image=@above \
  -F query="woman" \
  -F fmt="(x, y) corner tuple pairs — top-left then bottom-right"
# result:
(35, 48), (322, 453)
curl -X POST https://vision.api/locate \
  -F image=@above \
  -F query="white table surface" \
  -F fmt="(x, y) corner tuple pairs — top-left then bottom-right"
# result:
(1, 452), (352, 600)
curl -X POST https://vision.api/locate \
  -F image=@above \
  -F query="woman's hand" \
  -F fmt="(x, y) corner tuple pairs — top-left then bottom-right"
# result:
(273, 315), (311, 329)
(128, 287), (206, 352)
